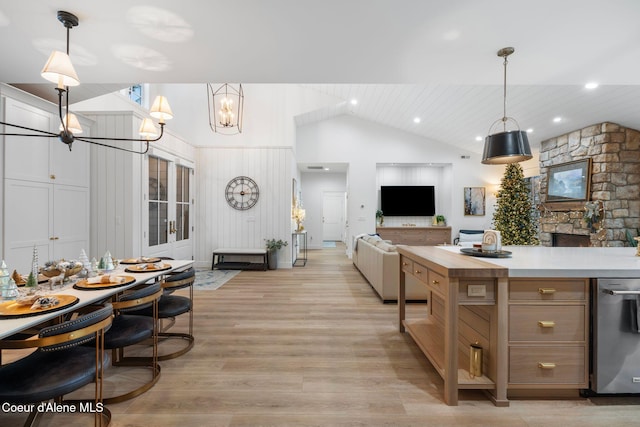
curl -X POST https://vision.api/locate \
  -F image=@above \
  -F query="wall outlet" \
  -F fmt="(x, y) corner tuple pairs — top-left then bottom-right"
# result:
(467, 284), (486, 297)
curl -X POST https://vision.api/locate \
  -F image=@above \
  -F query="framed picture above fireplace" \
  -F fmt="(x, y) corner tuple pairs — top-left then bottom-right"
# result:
(546, 158), (592, 202)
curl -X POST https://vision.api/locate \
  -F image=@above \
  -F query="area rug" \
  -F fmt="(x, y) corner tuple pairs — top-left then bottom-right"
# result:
(193, 269), (241, 290)
(323, 241), (337, 248)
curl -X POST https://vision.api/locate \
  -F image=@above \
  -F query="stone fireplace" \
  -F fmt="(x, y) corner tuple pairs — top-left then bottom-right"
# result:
(539, 122), (640, 247)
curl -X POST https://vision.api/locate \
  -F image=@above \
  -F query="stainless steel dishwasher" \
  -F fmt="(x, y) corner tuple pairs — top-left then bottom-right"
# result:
(592, 278), (640, 394)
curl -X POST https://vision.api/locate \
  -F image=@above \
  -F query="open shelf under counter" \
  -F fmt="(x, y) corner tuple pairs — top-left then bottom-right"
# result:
(404, 318), (495, 390)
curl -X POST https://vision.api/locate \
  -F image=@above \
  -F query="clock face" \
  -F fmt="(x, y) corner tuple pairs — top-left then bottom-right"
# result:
(225, 176), (260, 210)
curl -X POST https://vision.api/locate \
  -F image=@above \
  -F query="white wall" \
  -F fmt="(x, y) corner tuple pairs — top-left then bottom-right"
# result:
(296, 115), (506, 255)
(195, 147), (294, 268)
(300, 172), (347, 249)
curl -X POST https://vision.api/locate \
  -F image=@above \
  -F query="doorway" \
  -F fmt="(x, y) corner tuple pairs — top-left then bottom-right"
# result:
(322, 191), (345, 242)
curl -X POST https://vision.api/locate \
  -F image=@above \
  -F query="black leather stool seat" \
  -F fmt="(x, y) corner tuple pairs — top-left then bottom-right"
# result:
(129, 294), (191, 318)
(103, 315), (154, 349)
(0, 347), (110, 403)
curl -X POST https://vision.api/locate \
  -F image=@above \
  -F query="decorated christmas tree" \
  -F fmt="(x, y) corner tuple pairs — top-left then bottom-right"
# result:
(492, 163), (540, 245)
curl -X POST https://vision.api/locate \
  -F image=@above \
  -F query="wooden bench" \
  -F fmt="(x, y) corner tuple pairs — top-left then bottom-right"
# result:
(212, 248), (268, 271)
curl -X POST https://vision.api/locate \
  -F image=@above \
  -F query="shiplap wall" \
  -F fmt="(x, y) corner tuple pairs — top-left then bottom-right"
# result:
(195, 147), (294, 269)
(84, 111), (195, 260)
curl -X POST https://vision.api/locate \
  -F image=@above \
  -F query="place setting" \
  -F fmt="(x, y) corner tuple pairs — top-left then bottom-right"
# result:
(124, 262), (172, 273)
(119, 256), (162, 265)
(0, 294), (79, 319)
(74, 274), (136, 290)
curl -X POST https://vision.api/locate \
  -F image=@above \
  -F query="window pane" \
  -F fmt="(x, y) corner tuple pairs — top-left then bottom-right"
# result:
(176, 205), (183, 242)
(149, 202), (159, 246)
(184, 168), (190, 202)
(159, 159), (168, 201)
(149, 157), (158, 200)
(176, 166), (183, 202)
(183, 204), (189, 240)
(159, 203), (168, 244)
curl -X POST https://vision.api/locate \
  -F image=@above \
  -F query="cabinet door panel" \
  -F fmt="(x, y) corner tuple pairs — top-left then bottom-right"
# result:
(51, 137), (89, 186)
(53, 185), (89, 260)
(4, 98), (52, 182)
(4, 179), (53, 272)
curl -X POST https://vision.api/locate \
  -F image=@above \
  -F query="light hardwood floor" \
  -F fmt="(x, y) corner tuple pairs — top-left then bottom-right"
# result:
(2, 243), (639, 426)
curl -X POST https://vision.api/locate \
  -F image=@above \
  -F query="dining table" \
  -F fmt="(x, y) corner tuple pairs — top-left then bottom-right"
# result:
(0, 259), (193, 340)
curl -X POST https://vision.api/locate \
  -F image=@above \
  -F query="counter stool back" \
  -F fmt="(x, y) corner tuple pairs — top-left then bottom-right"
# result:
(0, 303), (114, 427)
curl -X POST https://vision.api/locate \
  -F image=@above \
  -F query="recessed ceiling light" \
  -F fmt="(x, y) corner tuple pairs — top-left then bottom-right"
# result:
(526, 128), (533, 133)
(324, 167), (330, 171)
(413, 117), (421, 124)
(585, 82), (599, 89)
(475, 136), (483, 141)
(350, 99), (358, 105)
(553, 117), (562, 123)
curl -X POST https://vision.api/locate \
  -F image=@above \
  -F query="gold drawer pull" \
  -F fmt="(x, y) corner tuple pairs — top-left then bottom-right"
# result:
(538, 320), (555, 328)
(402, 262), (409, 266)
(414, 269), (422, 275)
(432, 280), (440, 285)
(538, 288), (556, 295)
(538, 362), (556, 370)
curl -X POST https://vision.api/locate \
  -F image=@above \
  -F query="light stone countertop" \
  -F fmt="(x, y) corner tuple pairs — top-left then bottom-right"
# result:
(438, 245), (640, 278)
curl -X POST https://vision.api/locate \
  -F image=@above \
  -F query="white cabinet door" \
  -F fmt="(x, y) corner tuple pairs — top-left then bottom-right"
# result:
(53, 185), (89, 261)
(4, 98), (53, 183)
(4, 179), (54, 273)
(51, 138), (89, 186)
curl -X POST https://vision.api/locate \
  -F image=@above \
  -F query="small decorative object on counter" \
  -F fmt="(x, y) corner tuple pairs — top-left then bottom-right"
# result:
(482, 230), (502, 252)
(102, 251), (115, 272)
(25, 271), (38, 288)
(31, 245), (39, 285)
(1, 278), (19, 301)
(0, 260), (9, 286)
(469, 342), (483, 378)
(635, 237), (640, 257)
(376, 209), (384, 226)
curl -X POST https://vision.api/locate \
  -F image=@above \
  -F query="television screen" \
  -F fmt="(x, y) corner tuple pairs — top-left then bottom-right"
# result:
(380, 186), (436, 216)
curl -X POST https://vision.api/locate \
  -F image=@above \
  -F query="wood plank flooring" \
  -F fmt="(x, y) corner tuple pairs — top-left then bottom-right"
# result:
(2, 243), (639, 426)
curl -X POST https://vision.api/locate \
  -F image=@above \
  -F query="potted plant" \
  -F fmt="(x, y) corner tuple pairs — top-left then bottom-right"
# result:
(376, 209), (384, 226)
(265, 238), (288, 270)
(436, 215), (446, 226)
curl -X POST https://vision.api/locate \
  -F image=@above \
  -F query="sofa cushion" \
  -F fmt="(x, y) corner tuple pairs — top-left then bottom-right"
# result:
(375, 240), (397, 252)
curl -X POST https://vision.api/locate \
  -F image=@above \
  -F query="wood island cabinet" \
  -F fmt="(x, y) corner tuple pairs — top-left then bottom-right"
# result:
(397, 246), (592, 407)
(376, 226), (451, 245)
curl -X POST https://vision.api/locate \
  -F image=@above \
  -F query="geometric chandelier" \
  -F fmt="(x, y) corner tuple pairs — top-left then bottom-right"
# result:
(0, 10), (173, 155)
(207, 83), (243, 135)
(481, 47), (532, 165)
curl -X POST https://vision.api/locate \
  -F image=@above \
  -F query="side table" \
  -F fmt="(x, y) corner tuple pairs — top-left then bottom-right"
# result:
(292, 232), (307, 267)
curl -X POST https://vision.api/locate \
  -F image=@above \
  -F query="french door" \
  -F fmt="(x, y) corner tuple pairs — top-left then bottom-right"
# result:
(143, 155), (193, 260)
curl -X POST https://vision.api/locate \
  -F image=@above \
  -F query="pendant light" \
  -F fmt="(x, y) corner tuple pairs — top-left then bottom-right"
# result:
(0, 10), (173, 154)
(482, 47), (532, 165)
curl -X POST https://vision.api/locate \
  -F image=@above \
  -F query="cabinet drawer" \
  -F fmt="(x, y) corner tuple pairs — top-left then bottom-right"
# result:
(427, 268), (448, 296)
(509, 305), (585, 342)
(509, 279), (587, 301)
(411, 261), (428, 284)
(400, 256), (414, 275)
(509, 346), (586, 385)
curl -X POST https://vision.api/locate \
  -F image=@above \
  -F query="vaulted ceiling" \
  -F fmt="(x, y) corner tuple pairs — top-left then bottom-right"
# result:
(2, 0), (640, 154)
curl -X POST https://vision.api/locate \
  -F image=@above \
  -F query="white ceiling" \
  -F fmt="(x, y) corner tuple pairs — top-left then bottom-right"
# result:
(2, 0), (640, 155)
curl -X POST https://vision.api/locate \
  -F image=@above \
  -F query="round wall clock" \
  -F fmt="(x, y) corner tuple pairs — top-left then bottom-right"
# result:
(225, 176), (260, 210)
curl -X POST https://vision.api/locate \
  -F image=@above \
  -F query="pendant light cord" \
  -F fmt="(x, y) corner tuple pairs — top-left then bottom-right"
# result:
(502, 53), (508, 132)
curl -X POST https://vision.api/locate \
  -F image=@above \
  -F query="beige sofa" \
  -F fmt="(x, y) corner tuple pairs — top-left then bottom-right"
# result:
(353, 235), (428, 302)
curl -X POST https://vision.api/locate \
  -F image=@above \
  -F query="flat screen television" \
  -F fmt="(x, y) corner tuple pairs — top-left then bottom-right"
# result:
(380, 185), (436, 216)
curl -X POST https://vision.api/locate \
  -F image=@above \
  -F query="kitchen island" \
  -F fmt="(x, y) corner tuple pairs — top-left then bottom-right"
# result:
(397, 245), (640, 407)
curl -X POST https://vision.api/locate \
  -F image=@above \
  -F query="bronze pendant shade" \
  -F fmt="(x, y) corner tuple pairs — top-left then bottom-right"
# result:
(481, 47), (533, 165)
(482, 130), (532, 165)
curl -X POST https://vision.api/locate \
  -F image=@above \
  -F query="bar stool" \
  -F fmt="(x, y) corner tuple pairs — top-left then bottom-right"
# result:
(0, 304), (113, 427)
(101, 283), (163, 404)
(129, 268), (195, 360)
